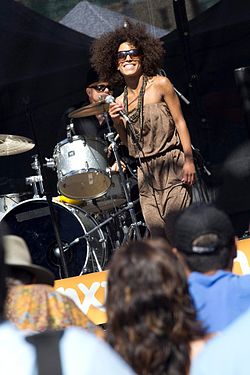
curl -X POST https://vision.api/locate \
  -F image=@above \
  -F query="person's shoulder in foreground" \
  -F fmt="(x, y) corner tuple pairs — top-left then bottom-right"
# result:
(0, 323), (135, 375)
(0, 320), (36, 375)
(191, 307), (250, 375)
(60, 326), (136, 374)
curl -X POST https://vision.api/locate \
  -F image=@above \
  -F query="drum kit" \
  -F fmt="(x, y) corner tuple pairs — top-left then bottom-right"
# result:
(0, 101), (147, 279)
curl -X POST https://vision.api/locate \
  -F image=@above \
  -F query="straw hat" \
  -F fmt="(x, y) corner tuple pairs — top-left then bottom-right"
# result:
(3, 235), (55, 285)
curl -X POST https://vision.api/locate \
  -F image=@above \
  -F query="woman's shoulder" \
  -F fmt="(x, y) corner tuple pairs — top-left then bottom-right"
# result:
(151, 75), (172, 87)
(149, 75), (174, 97)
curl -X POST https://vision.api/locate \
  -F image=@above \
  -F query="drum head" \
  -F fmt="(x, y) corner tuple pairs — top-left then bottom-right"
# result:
(58, 171), (111, 200)
(1, 199), (107, 279)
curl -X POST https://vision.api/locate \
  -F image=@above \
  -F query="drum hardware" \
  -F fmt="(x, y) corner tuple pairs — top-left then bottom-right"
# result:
(26, 175), (44, 198)
(66, 120), (75, 142)
(191, 145), (211, 203)
(0, 194), (19, 211)
(0, 193), (21, 221)
(122, 221), (149, 242)
(44, 157), (56, 169)
(26, 155), (44, 198)
(60, 203), (107, 274)
(61, 232), (104, 274)
(65, 197), (140, 271)
(0, 134), (35, 156)
(23, 97), (69, 278)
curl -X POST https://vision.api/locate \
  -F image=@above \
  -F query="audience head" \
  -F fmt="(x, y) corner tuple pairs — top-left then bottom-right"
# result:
(106, 238), (203, 375)
(4, 235), (54, 286)
(174, 203), (236, 273)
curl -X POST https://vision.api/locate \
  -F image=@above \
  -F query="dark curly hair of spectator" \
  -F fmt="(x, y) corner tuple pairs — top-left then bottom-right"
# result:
(106, 239), (204, 375)
(90, 20), (165, 87)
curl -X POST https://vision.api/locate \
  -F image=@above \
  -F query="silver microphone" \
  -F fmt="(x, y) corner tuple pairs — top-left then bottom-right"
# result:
(105, 95), (131, 123)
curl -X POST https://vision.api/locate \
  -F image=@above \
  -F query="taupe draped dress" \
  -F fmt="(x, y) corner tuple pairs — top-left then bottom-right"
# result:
(126, 102), (192, 240)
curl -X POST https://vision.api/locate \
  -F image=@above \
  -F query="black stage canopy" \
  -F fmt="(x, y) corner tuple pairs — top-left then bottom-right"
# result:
(162, 0), (250, 163)
(162, 0), (250, 228)
(0, 0), (93, 195)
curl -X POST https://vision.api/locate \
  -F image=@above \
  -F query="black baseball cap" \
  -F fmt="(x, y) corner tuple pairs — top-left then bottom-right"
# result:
(174, 204), (235, 255)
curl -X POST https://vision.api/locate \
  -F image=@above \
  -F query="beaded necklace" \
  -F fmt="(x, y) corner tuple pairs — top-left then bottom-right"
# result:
(123, 75), (148, 143)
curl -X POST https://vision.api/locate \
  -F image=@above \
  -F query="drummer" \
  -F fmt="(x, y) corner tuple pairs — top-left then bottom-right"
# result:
(72, 69), (113, 140)
(68, 69), (126, 172)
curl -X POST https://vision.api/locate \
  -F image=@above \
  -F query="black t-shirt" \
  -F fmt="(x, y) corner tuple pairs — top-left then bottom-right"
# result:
(73, 114), (110, 140)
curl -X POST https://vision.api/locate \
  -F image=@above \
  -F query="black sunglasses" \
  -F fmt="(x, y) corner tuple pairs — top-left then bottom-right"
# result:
(89, 84), (112, 92)
(117, 49), (141, 62)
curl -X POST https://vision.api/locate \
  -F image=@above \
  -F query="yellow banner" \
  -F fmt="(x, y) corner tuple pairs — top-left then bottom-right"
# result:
(53, 237), (250, 326)
(233, 237), (250, 275)
(55, 270), (108, 325)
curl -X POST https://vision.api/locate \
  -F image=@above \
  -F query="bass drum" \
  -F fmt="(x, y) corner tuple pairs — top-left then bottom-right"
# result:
(1, 199), (108, 279)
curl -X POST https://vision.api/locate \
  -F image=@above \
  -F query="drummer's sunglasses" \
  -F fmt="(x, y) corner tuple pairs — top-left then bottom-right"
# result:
(90, 84), (112, 92)
(117, 49), (141, 62)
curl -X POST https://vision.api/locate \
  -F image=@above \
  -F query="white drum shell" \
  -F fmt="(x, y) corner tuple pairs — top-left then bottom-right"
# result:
(53, 136), (111, 200)
(84, 173), (126, 213)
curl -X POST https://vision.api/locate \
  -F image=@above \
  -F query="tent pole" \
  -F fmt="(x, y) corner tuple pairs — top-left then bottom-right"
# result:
(172, 0), (208, 149)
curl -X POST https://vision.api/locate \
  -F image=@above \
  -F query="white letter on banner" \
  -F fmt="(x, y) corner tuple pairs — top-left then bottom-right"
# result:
(234, 250), (250, 275)
(77, 282), (106, 314)
(56, 282), (106, 315)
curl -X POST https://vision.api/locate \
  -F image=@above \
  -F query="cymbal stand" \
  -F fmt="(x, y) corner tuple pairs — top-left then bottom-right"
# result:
(103, 112), (142, 241)
(25, 154), (44, 198)
(23, 97), (68, 278)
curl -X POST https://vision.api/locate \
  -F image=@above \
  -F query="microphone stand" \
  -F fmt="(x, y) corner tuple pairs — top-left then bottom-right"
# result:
(173, 86), (190, 105)
(103, 112), (142, 241)
(23, 97), (69, 278)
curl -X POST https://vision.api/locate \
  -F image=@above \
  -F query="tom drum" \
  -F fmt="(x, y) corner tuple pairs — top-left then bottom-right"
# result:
(53, 136), (111, 200)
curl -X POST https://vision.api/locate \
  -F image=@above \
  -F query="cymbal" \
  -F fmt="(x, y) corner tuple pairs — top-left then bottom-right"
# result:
(0, 134), (35, 156)
(68, 101), (109, 118)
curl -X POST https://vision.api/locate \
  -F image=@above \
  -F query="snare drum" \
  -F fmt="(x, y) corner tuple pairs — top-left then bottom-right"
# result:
(85, 173), (126, 213)
(53, 136), (111, 200)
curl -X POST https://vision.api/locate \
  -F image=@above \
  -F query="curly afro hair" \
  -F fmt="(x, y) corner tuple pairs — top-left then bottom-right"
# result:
(90, 20), (165, 87)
